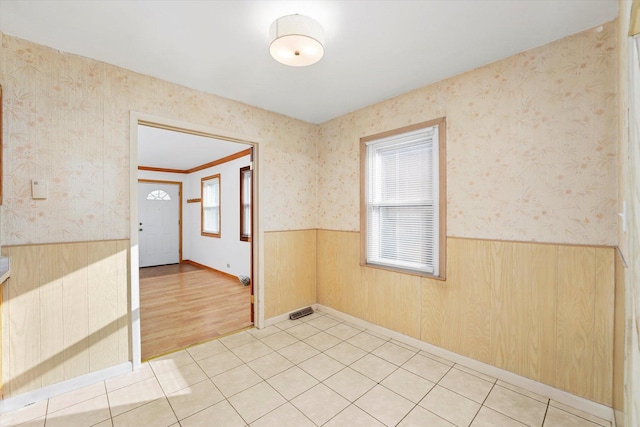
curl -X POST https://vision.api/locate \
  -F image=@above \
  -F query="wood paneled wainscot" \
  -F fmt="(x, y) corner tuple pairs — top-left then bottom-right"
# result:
(1, 282), (2, 398)
(264, 230), (317, 319)
(317, 230), (616, 406)
(0, 256), (11, 399)
(1, 240), (129, 398)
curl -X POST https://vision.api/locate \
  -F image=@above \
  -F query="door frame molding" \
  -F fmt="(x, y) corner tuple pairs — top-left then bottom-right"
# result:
(137, 179), (183, 265)
(129, 111), (263, 369)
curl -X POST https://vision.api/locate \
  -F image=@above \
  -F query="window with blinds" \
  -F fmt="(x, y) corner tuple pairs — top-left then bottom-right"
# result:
(363, 119), (445, 276)
(201, 174), (221, 237)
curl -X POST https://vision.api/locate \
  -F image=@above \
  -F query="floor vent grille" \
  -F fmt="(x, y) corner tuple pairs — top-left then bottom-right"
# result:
(289, 307), (314, 320)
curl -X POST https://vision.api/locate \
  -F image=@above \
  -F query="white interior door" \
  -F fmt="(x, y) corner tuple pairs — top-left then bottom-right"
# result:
(138, 182), (180, 267)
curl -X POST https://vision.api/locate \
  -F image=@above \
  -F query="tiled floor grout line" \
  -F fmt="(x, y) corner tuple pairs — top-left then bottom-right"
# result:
(12, 311), (611, 427)
(262, 322), (463, 426)
(190, 336), (306, 425)
(376, 357), (443, 427)
(232, 322), (404, 426)
(541, 399), (551, 427)
(233, 352), (287, 426)
(162, 381), (181, 427)
(102, 381), (113, 427)
(44, 398), (50, 426)
(392, 401), (420, 426)
(468, 381), (496, 427)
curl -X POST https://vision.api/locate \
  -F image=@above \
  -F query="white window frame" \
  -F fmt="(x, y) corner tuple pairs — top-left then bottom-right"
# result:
(201, 173), (221, 237)
(361, 118), (446, 278)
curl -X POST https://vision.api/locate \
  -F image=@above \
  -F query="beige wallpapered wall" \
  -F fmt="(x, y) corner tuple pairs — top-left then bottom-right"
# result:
(318, 21), (617, 247)
(2, 21), (618, 247)
(0, 33), (318, 246)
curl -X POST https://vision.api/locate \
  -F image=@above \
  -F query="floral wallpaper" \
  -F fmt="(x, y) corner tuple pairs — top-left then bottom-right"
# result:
(0, 33), (318, 245)
(318, 22), (617, 246)
(0, 20), (618, 247)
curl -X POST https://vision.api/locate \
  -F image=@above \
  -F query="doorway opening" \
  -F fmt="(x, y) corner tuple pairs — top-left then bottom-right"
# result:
(130, 114), (258, 363)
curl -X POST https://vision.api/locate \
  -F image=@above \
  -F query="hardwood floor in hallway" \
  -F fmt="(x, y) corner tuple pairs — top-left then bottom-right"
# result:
(140, 263), (252, 360)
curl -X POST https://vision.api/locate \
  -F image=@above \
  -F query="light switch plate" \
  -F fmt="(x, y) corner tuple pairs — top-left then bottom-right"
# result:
(32, 179), (47, 199)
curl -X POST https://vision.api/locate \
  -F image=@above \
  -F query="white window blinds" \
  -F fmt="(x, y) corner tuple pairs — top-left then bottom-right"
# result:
(202, 176), (220, 235)
(241, 168), (251, 238)
(365, 125), (439, 275)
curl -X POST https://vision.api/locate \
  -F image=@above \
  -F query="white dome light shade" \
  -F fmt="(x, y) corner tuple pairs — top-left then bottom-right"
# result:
(269, 14), (325, 67)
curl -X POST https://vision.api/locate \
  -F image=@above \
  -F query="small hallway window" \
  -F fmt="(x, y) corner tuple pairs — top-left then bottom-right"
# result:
(240, 166), (252, 241)
(202, 174), (221, 237)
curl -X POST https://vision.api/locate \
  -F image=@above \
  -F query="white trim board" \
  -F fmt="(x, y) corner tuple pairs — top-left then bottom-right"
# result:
(0, 362), (132, 414)
(307, 305), (614, 422)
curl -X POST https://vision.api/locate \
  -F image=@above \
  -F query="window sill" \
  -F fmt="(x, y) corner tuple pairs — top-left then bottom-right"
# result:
(360, 261), (446, 281)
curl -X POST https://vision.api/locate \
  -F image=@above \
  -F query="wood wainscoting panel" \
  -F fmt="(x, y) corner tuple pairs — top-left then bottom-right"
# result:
(1, 240), (129, 398)
(489, 240), (516, 373)
(367, 268), (397, 333)
(435, 238), (465, 356)
(490, 242), (558, 384)
(264, 230), (317, 319)
(0, 280), (2, 398)
(358, 267), (377, 325)
(420, 275), (448, 349)
(394, 274), (421, 339)
(60, 242), (90, 381)
(88, 241), (122, 371)
(316, 230), (617, 405)
(612, 250), (625, 411)
(317, 230), (421, 339)
(39, 243), (66, 388)
(317, 229), (346, 312)
(555, 246), (597, 403)
(421, 238), (492, 364)
(528, 243), (558, 387)
(369, 268), (421, 339)
(116, 240), (130, 363)
(317, 229), (367, 320)
(344, 234), (365, 322)
(3, 245), (42, 396)
(459, 238), (492, 364)
(592, 247), (615, 405)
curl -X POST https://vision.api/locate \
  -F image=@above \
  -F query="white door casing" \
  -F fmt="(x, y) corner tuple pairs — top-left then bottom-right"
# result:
(138, 181), (180, 267)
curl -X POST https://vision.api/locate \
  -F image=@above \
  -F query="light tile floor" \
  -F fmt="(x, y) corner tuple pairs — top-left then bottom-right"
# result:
(1, 310), (612, 427)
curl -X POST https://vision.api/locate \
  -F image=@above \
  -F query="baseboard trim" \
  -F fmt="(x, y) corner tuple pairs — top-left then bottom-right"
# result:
(0, 362), (133, 414)
(182, 259), (239, 281)
(315, 304), (614, 423)
(614, 409), (624, 427)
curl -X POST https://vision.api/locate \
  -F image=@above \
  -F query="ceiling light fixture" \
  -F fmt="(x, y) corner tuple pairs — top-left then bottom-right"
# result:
(269, 14), (325, 67)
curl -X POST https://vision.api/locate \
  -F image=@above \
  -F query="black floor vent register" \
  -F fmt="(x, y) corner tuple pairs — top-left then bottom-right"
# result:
(289, 306), (314, 320)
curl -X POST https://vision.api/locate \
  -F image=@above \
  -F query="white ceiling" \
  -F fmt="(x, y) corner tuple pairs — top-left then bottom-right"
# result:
(137, 125), (249, 170)
(0, 0), (618, 126)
